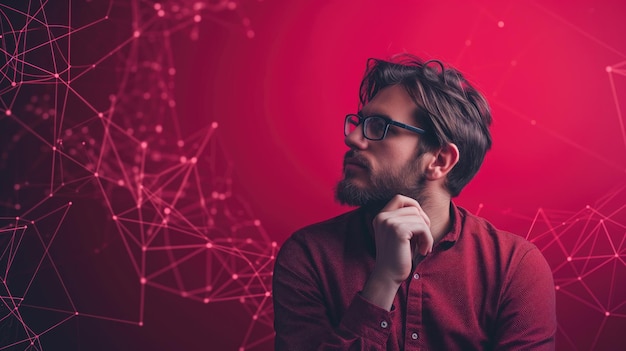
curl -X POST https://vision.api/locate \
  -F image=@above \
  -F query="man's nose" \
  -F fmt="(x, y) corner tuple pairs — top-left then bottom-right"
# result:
(344, 124), (368, 150)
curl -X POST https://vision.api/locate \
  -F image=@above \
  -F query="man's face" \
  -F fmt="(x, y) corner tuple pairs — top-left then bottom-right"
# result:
(336, 85), (428, 207)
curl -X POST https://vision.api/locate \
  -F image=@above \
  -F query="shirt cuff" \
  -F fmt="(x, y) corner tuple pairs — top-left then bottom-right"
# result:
(339, 293), (395, 345)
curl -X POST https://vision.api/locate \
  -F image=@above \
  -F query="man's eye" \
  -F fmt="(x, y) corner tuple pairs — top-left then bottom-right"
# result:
(368, 118), (386, 131)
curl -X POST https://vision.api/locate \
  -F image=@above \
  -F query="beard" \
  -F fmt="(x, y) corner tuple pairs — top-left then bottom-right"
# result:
(335, 150), (427, 207)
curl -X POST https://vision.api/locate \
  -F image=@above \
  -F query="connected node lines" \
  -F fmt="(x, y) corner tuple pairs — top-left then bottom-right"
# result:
(1, 1), (626, 351)
(0, 1), (273, 350)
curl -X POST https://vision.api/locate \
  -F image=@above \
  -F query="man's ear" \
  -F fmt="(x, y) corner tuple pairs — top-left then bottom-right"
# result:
(424, 143), (459, 180)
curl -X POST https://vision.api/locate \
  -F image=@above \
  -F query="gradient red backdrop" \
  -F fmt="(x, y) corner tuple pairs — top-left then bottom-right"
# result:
(1, 0), (625, 350)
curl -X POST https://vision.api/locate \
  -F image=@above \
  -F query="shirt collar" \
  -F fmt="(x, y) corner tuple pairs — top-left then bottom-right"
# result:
(436, 201), (462, 248)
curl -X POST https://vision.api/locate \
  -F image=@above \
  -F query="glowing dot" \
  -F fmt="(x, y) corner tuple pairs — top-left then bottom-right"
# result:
(54, 73), (59, 78)
(11, 82), (17, 87)
(577, 276), (582, 281)
(246, 30), (255, 39)
(180, 156), (187, 163)
(194, 15), (201, 22)
(141, 141), (147, 149)
(154, 3), (161, 10)
(555, 285), (560, 290)
(177, 140), (184, 147)
(133, 30), (141, 38)
(112, 215), (118, 221)
(203, 298), (210, 303)
(206, 285), (212, 291)
(254, 219), (261, 226)
(181, 292), (188, 297)
(211, 122), (219, 129)
(605, 311), (611, 316)
(586, 205), (590, 209)
(219, 194), (226, 200)
(530, 120), (536, 125)
(75, 312), (79, 315)
(252, 314), (258, 320)
(68, 201), (73, 205)
(52, 146), (57, 151)
(94, 172), (99, 177)
(271, 241), (277, 247)
(168, 100), (176, 107)
(168, 68), (176, 75)
(98, 112), (103, 118)
(265, 291), (271, 297)
(142, 246), (147, 252)
(157, 9), (165, 17)
(164, 208), (171, 215)
(606, 66), (612, 72)
(139, 321), (144, 327)
(117, 180), (125, 186)
(615, 253), (619, 258)
(567, 256), (572, 262)
(206, 242), (213, 248)
(227, 1), (237, 10)
(5, 110), (11, 116)
(497, 21), (504, 28)
(140, 277), (147, 284)
(232, 274), (239, 280)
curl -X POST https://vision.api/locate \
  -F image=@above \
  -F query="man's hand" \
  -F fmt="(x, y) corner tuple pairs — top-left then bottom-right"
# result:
(361, 195), (433, 310)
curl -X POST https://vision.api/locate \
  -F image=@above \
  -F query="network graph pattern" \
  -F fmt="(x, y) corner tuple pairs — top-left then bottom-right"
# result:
(1, 1), (274, 350)
(1, 1), (626, 351)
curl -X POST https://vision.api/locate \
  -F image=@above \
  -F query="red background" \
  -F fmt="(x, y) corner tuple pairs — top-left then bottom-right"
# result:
(1, 0), (625, 350)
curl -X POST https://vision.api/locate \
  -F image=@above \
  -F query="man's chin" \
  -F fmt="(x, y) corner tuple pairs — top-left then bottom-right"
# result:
(335, 179), (387, 207)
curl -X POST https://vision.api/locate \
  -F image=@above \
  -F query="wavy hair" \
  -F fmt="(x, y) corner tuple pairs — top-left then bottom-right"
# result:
(359, 54), (492, 197)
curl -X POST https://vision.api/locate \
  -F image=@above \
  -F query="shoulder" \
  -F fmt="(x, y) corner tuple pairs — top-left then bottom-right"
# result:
(455, 205), (552, 279)
(457, 205), (537, 254)
(277, 208), (366, 261)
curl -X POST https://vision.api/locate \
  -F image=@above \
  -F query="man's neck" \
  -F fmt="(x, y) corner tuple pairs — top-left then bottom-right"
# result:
(418, 190), (453, 245)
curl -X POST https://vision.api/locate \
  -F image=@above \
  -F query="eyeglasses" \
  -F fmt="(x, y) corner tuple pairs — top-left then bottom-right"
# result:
(344, 114), (426, 141)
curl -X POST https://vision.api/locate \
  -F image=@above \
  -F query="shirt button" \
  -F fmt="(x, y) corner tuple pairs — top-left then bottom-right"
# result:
(380, 321), (388, 328)
(411, 332), (419, 340)
(413, 273), (420, 280)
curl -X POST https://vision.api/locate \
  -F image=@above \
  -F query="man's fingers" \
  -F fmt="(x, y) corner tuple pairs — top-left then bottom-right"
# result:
(380, 194), (421, 212)
(379, 195), (431, 227)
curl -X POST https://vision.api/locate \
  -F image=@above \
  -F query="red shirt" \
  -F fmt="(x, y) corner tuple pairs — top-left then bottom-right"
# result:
(273, 203), (556, 350)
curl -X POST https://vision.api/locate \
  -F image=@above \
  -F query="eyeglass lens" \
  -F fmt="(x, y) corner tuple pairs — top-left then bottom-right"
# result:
(345, 115), (387, 140)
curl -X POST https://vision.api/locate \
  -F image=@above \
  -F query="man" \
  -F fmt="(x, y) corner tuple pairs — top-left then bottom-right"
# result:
(273, 55), (556, 350)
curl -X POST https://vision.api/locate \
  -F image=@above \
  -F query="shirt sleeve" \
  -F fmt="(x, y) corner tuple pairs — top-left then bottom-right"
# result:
(273, 234), (394, 351)
(493, 246), (557, 350)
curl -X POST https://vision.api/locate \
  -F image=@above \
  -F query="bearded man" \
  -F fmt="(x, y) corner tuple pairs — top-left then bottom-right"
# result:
(272, 55), (556, 351)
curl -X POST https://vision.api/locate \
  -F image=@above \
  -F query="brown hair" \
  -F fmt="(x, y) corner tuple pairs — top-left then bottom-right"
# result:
(359, 54), (492, 197)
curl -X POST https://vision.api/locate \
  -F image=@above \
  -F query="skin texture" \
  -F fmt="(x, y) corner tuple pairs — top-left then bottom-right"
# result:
(341, 85), (460, 311)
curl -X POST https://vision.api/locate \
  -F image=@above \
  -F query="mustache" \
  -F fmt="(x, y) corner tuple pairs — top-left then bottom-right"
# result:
(343, 150), (371, 169)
